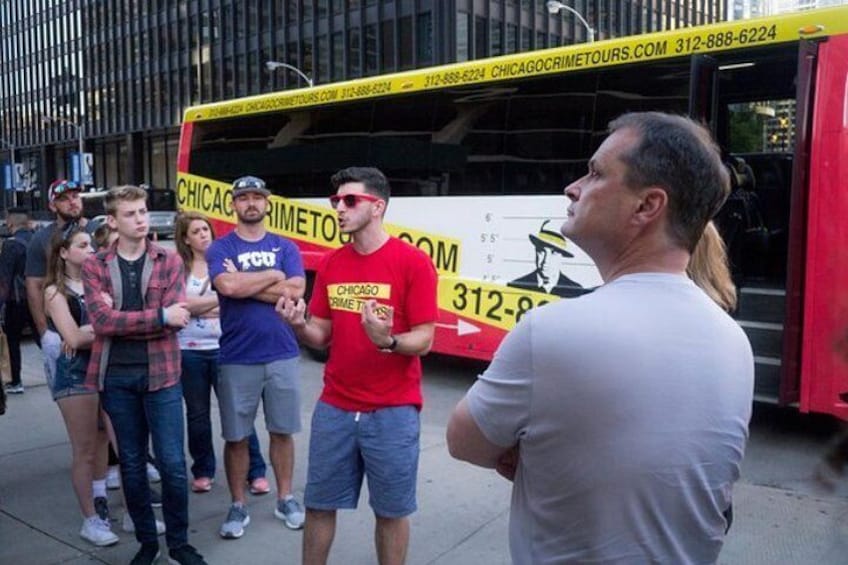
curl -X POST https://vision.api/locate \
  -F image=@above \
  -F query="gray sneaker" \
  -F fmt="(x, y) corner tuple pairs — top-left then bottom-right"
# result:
(274, 497), (305, 530)
(219, 503), (250, 539)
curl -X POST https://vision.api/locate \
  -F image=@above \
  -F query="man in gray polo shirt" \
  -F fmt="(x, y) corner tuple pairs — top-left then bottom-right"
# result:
(448, 113), (754, 564)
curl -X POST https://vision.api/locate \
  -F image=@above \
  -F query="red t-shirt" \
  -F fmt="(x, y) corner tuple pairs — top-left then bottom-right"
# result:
(309, 237), (439, 411)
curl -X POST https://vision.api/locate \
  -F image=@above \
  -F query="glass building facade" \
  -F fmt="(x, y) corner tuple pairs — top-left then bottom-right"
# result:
(0, 0), (723, 211)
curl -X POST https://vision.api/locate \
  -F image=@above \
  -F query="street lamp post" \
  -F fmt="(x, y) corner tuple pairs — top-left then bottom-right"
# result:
(42, 114), (85, 183)
(546, 0), (595, 43)
(265, 61), (314, 88)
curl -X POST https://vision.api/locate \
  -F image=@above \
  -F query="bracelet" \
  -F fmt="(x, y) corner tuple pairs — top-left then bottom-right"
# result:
(159, 307), (166, 326)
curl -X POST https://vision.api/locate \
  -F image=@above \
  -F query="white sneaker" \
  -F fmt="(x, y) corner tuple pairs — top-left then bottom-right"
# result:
(106, 465), (121, 490)
(80, 516), (119, 547)
(146, 462), (161, 483)
(122, 512), (166, 535)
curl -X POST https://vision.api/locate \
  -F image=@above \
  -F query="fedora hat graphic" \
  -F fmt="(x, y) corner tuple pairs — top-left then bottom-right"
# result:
(528, 220), (573, 258)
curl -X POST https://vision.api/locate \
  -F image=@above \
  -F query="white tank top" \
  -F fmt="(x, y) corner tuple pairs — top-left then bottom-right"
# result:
(177, 274), (221, 350)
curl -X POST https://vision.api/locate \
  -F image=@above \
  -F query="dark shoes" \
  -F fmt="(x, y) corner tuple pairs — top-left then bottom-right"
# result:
(130, 543), (161, 565)
(167, 544), (208, 565)
(130, 543), (207, 565)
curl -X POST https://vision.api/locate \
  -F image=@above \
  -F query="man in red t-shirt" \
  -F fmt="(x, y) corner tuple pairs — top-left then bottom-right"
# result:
(277, 166), (438, 565)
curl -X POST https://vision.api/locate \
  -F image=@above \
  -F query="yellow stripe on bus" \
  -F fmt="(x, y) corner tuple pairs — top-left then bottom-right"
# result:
(176, 172), (461, 275)
(438, 276), (561, 332)
(182, 7), (848, 124)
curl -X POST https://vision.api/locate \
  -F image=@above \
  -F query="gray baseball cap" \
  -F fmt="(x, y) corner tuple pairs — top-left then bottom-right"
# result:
(232, 175), (271, 198)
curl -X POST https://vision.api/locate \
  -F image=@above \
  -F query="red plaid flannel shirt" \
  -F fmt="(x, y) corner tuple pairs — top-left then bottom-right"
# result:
(82, 241), (185, 391)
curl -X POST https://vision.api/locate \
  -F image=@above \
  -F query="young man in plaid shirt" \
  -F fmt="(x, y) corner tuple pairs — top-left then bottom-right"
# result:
(83, 185), (207, 565)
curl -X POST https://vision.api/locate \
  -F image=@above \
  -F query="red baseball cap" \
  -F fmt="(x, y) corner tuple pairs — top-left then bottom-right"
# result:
(48, 179), (82, 203)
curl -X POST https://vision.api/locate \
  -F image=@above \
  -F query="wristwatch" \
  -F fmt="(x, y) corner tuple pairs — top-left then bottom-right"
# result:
(379, 335), (398, 352)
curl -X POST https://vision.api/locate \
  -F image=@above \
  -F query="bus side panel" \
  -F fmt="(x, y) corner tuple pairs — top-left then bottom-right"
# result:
(208, 218), (233, 239)
(431, 314), (508, 361)
(801, 35), (848, 420)
(177, 122), (194, 174)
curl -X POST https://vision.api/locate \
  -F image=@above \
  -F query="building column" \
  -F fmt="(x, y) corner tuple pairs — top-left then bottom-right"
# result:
(126, 132), (144, 185)
(36, 145), (57, 212)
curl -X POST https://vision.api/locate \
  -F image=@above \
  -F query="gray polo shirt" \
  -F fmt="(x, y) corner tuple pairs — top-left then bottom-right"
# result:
(25, 219), (97, 278)
(25, 222), (59, 278)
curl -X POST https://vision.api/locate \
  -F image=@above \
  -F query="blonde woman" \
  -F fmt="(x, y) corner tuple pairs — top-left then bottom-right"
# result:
(174, 212), (268, 494)
(687, 221), (737, 312)
(44, 224), (119, 547)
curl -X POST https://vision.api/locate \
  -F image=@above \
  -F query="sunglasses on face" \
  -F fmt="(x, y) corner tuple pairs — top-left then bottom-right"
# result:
(329, 193), (382, 209)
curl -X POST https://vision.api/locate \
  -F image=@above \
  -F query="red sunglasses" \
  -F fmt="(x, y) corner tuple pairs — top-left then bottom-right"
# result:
(329, 193), (382, 209)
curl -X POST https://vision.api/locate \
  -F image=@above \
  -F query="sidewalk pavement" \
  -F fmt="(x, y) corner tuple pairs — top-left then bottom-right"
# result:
(2, 339), (848, 564)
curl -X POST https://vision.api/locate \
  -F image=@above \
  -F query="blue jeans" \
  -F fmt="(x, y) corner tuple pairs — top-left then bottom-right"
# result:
(102, 374), (188, 549)
(181, 349), (266, 480)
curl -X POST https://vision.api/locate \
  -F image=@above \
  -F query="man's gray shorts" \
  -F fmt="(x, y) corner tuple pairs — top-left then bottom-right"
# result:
(218, 357), (301, 441)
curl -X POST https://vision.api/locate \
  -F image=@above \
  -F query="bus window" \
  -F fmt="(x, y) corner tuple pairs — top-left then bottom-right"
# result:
(719, 98), (796, 286)
(81, 191), (107, 218)
(147, 186), (176, 211)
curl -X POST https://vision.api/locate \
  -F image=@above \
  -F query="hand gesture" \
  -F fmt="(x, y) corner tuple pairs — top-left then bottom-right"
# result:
(361, 299), (394, 348)
(276, 296), (307, 329)
(222, 258), (237, 273)
(163, 302), (190, 328)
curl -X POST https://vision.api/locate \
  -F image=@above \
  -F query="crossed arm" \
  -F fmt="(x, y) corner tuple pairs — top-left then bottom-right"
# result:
(447, 321), (534, 481)
(44, 286), (95, 350)
(447, 399), (517, 476)
(186, 292), (219, 317)
(83, 255), (187, 337)
(213, 262), (305, 304)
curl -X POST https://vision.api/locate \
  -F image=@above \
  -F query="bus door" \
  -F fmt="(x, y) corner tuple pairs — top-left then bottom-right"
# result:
(712, 36), (847, 419)
(780, 39), (818, 407)
(699, 43), (817, 410)
(688, 54), (719, 128)
(798, 34), (848, 419)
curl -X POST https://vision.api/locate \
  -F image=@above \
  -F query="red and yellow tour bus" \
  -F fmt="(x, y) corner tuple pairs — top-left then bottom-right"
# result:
(177, 6), (848, 419)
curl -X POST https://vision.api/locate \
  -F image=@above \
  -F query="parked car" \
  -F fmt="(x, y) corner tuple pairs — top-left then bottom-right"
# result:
(148, 210), (177, 239)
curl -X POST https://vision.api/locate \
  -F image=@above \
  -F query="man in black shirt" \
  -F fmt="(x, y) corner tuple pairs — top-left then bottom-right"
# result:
(0, 208), (35, 393)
